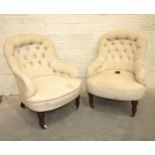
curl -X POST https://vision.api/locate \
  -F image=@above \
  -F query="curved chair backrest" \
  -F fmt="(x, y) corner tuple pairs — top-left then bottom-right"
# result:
(98, 30), (147, 72)
(4, 34), (57, 78)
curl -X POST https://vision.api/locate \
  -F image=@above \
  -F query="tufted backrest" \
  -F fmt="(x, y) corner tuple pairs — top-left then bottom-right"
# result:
(97, 30), (147, 72)
(4, 34), (57, 78)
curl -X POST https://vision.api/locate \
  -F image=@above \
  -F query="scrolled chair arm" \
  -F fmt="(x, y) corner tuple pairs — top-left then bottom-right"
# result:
(52, 59), (80, 78)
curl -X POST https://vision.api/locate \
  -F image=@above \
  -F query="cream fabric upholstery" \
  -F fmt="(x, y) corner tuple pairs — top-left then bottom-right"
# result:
(87, 30), (147, 101)
(4, 34), (81, 112)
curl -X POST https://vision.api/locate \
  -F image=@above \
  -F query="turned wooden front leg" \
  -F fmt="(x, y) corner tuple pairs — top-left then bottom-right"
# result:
(37, 112), (47, 129)
(75, 95), (80, 109)
(88, 93), (94, 108)
(131, 100), (138, 117)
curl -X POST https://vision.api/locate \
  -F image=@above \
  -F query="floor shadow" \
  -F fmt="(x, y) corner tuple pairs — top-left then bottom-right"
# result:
(90, 96), (131, 116)
(5, 96), (78, 128)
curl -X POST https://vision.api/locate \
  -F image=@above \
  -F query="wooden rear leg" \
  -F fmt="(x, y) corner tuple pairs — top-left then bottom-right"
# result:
(131, 100), (138, 117)
(74, 95), (80, 109)
(88, 93), (94, 108)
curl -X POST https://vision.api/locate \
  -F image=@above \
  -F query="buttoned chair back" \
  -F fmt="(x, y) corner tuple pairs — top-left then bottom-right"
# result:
(4, 34), (57, 78)
(88, 30), (147, 85)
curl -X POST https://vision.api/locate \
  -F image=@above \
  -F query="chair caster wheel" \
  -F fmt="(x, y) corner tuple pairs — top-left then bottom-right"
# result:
(40, 124), (48, 129)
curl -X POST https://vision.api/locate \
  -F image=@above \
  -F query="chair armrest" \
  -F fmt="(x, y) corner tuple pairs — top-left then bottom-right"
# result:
(87, 56), (104, 78)
(52, 59), (80, 78)
(134, 65), (146, 86)
(13, 67), (36, 99)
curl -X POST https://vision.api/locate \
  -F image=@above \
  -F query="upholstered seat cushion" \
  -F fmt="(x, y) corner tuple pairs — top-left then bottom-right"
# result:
(26, 75), (81, 103)
(87, 70), (145, 101)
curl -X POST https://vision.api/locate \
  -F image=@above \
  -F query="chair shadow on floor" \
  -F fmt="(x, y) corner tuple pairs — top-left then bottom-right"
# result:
(83, 95), (132, 117)
(6, 96), (78, 129)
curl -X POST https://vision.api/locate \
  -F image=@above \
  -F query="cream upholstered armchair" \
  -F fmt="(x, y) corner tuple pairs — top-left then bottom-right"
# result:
(4, 34), (81, 129)
(86, 30), (147, 116)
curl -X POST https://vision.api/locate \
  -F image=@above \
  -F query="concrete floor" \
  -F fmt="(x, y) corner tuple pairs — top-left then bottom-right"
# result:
(0, 88), (155, 141)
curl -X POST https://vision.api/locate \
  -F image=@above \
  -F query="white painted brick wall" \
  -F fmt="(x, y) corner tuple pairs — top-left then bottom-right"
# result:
(0, 14), (155, 95)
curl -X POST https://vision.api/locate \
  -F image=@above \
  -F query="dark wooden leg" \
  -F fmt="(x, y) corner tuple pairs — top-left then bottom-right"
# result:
(131, 100), (138, 117)
(75, 95), (80, 109)
(37, 112), (47, 129)
(20, 102), (26, 108)
(88, 93), (94, 108)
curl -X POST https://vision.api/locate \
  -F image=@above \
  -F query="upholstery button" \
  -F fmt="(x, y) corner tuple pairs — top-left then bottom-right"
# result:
(48, 62), (51, 67)
(115, 48), (118, 52)
(134, 38), (137, 41)
(42, 53), (45, 58)
(30, 61), (33, 65)
(111, 42), (115, 45)
(120, 55), (122, 59)
(104, 44), (107, 47)
(33, 54), (37, 58)
(36, 46), (40, 50)
(39, 42), (43, 45)
(38, 60), (42, 65)
(129, 43), (132, 46)
(120, 41), (124, 45)
(115, 37), (119, 40)
(44, 46), (48, 50)
(124, 49), (127, 52)
(26, 47), (29, 51)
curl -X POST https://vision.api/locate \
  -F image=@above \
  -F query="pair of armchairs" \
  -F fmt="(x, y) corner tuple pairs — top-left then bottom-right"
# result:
(3, 30), (147, 129)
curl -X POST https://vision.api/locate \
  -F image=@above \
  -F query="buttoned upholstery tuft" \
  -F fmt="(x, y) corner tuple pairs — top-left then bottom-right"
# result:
(87, 30), (147, 101)
(4, 34), (81, 112)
